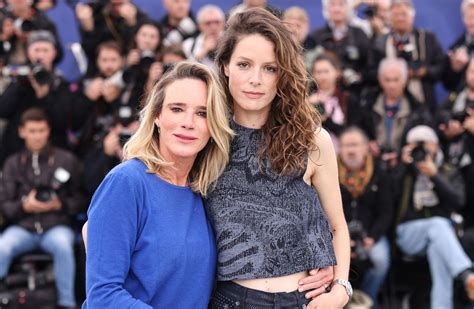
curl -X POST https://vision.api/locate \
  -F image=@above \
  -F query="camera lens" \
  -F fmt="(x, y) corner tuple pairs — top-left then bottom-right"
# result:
(411, 144), (427, 162)
(31, 64), (52, 85)
(35, 186), (53, 202)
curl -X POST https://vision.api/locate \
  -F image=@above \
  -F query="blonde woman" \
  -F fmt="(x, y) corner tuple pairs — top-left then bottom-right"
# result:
(83, 62), (232, 308)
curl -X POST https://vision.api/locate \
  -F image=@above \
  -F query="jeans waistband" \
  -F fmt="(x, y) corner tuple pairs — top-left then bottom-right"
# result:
(213, 281), (309, 308)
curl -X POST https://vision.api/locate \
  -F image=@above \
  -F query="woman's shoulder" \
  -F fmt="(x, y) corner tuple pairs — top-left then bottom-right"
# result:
(108, 159), (147, 178)
(308, 127), (336, 166)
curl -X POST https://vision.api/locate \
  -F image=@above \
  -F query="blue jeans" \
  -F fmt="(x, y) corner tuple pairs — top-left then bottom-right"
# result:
(397, 217), (472, 309)
(0, 225), (76, 307)
(360, 236), (390, 307)
(210, 281), (310, 308)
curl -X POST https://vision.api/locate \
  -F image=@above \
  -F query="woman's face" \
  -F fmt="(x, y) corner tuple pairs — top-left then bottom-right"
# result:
(136, 24), (160, 51)
(224, 34), (278, 120)
(313, 59), (339, 91)
(154, 78), (210, 162)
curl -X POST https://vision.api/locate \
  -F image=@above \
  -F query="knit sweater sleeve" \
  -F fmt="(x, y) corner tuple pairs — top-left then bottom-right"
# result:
(84, 166), (152, 309)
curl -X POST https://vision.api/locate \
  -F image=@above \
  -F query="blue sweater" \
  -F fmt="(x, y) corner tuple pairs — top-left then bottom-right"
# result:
(83, 159), (216, 308)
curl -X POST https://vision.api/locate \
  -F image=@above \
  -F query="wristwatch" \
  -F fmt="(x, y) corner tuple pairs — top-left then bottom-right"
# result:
(332, 279), (353, 299)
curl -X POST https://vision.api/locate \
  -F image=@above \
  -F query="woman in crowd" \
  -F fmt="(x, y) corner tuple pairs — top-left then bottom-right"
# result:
(206, 8), (351, 308)
(83, 61), (233, 308)
(309, 52), (358, 150)
(122, 21), (162, 109)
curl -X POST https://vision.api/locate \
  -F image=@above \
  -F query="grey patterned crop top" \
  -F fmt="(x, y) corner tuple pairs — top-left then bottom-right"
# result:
(205, 120), (336, 281)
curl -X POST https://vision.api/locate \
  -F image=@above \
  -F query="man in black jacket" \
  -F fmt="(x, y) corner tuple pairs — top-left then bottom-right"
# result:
(338, 126), (393, 306)
(75, 0), (149, 69)
(0, 108), (83, 309)
(394, 125), (474, 308)
(369, 0), (444, 113)
(442, 0), (474, 92)
(0, 30), (74, 167)
(312, 0), (371, 93)
(0, 0), (62, 66)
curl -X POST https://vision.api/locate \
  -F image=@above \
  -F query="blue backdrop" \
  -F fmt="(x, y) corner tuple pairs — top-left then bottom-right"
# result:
(46, 0), (464, 86)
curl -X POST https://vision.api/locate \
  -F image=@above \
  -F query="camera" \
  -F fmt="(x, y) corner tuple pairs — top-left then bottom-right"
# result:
(348, 220), (371, 263)
(363, 5), (378, 18)
(1, 63), (52, 85)
(396, 42), (424, 71)
(13, 18), (36, 33)
(34, 167), (71, 202)
(342, 68), (361, 85)
(30, 63), (52, 85)
(118, 128), (132, 148)
(410, 142), (427, 163)
(163, 17), (197, 46)
(122, 50), (155, 84)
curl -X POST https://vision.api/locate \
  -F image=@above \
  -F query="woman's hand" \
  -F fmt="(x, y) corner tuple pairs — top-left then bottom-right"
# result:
(298, 267), (334, 299)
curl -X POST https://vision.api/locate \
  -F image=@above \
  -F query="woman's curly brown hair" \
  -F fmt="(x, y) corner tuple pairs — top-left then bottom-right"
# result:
(215, 7), (321, 175)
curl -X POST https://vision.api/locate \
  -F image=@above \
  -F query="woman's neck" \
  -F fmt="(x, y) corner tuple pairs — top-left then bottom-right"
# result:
(319, 86), (336, 96)
(157, 158), (194, 186)
(233, 108), (269, 129)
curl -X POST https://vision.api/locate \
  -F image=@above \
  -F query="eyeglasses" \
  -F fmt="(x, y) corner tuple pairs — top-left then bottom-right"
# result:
(202, 20), (223, 27)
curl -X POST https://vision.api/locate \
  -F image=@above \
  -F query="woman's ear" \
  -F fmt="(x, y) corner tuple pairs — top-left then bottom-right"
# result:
(224, 64), (230, 77)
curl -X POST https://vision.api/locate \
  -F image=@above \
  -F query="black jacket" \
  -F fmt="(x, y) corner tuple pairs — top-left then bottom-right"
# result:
(1, 146), (84, 232)
(80, 3), (149, 71)
(369, 28), (444, 112)
(393, 161), (466, 224)
(341, 161), (394, 242)
(441, 33), (473, 92)
(312, 24), (371, 84)
(0, 74), (74, 166)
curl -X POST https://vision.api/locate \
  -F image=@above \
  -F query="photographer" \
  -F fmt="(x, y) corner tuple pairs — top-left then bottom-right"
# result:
(0, 30), (74, 167)
(0, 107), (83, 309)
(338, 127), (393, 307)
(82, 114), (138, 198)
(442, 0), (474, 92)
(182, 5), (224, 68)
(439, 58), (474, 259)
(311, 0), (371, 94)
(75, 41), (125, 155)
(0, 0), (62, 66)
(370, 0), (444, 113)
(122, 21), (161, 109)
(351, 0), (390, 40)
(283, 6), (317, 51)
(356, 58), (432, 168)
(75, 0), (149, 68)
(394, 125), (474, 308)
(160, 0), (198, 47)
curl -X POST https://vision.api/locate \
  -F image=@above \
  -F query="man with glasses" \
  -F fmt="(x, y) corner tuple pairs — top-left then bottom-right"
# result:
(182, 4), (224, 68)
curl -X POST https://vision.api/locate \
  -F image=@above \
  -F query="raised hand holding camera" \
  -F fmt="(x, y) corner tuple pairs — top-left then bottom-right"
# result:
(28, 73), (50, 99)
(415, 153), (438, 177)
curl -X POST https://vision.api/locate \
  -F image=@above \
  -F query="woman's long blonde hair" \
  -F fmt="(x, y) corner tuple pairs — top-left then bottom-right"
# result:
(123, 61), (233, 196)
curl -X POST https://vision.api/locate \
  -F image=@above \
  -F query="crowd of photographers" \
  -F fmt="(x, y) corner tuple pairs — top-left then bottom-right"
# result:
(0, 0), (473, 308)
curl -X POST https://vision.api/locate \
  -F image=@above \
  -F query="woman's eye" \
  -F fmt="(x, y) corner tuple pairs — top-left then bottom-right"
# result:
(197, 111), (207, 118)
(265, 66), (277, 73)
(171, 107), (182, 112)
(237, 62), (249, 69)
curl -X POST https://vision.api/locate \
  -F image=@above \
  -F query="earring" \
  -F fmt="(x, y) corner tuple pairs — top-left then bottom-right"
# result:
(157, 126), (160, 134)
